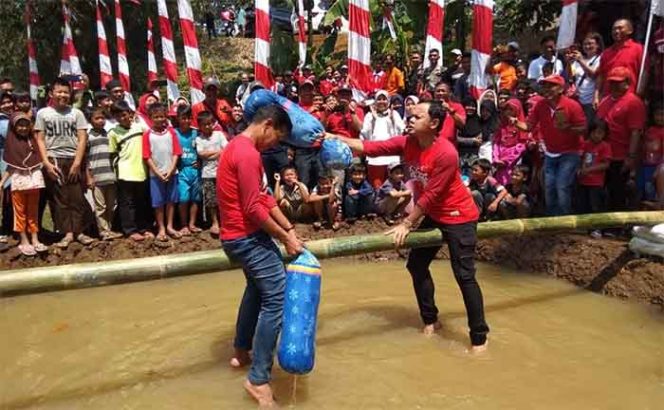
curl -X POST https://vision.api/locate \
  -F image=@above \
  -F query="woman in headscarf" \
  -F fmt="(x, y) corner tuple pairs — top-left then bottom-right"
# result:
(492, 98), (527, 185)
(404, 95), (419, 120)
(135, 93), (159, 129)
(456, 98), (483, 180)
(390, 94), (405, 120)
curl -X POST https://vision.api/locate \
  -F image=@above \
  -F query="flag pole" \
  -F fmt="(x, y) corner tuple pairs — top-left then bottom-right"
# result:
(636, 1), (655, 94)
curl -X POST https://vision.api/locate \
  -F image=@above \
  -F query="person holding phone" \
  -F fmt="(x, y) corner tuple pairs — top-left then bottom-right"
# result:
(567, 32), (603, 125)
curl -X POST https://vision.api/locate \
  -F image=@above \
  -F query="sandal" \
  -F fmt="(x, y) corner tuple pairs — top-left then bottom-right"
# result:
(18, 244), (36, 256)
(77, 234), (95, 246)
(189, 226), (203, 233)
(33, 243), (48, 253)
(209, 226), (220, 235)
(55, 237), (73, 249)
(156, 234), (169, 242)
(179, 227), (192, 236)
(312, 221), (322, 231)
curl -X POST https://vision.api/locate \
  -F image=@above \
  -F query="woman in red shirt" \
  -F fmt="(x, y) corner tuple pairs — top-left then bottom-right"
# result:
(327, 101), (489, 352)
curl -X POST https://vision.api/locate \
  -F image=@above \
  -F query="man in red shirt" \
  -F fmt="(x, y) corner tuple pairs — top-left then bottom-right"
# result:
(596, 66), (646, 210)
(433, 81), (466, 144)
(513, 75), (586, 215)
(191, 77), (233, 130)
(218, 105), (303, 407)
(328, 101), (489, 352)
(594, 18), (645, 102)
(325, 86), (364, 138)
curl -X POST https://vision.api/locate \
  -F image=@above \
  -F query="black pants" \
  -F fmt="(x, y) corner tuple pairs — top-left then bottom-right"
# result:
(606, 161), (633, 211)
(294, 147), (323, 190)
(117, 180), (152, 235)
(405, 218), (489, 346)
(576, 185), (606, 214)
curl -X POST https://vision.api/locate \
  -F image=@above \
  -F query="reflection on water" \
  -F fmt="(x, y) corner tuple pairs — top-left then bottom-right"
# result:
(1, 261), (662, 409)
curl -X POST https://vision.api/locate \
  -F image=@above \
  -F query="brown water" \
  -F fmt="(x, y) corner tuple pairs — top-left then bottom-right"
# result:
(1, 261), (662, 409)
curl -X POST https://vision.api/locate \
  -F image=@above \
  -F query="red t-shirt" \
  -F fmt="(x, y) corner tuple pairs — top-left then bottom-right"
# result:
(326, 107), (365, 138)
(527, 96), (586, 154)
(217, 135), (278, 240)
(438, 101), (466, 144)
(579, 140), (612, 187)
(596, 92), (646, 160)
(598, 39), (644, 94)
(643, 126), (664, 166)
(319, 79), (336, 96)
(192, 98), (233, 129)
(363, 135), (479, 225)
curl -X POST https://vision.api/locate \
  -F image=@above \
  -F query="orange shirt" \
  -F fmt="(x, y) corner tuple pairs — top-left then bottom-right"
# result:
(493, 62), (517, 91)
(384, 67), (405, 96)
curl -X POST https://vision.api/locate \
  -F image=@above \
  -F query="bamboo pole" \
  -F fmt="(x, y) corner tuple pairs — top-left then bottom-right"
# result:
(0, 211), (662, 297)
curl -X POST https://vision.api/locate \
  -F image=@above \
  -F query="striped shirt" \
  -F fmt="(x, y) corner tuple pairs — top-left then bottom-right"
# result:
(87, 128), (116, 186)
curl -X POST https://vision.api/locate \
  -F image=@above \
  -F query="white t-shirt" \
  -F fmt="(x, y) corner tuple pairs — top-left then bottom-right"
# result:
(196, 131), (228, 178)
(571, 55), (601, 105)
(527, 56), (564, 80)
(360, 110), (405, 166)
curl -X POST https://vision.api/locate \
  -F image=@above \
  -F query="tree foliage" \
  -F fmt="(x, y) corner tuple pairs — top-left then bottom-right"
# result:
(495, 0), (562, 36)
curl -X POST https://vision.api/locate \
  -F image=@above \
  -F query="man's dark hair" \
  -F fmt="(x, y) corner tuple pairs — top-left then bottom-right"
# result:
(498, 89), (512, 99)
(111, 100), (133, 115)
(0, 91), (15, 104)
(196, 110), (214, 125)
(540, 35), (556, 45)
(462, 52), (472, 59)
(13, 91), (30, 102)
(105, 79), (122, 91)
(0, 78), (12, 87)
(428, 48), (440, 55)
(251, 104), (292, 136)
(349, 163), (367, 174)
(52, 76), (72, 91)
(84, 106), (106, 123)
(473, 158), (493, 173)
(148, 102), (167, 116)
(425, 100), (446, 133)
(280, 165), (297, 176)
(588, 118), (608, 134)
(94, 90), (111, 105)
(176, 104), (192, 118)
(513, 165), (530, 180)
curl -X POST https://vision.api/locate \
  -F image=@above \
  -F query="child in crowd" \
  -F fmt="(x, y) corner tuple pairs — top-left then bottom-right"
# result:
(274, 166), (311, 223)
(2, 113), (47, 256)
(469, 158), (507, 220)
(498, 165), (531, 219)
(14, 92), (34, 120)
(309, 172), (340, 230)
(142, 103), (182, 241)
(195, 111), (227, 235)
(577, 119), (611, 237)
(86, 107), (122, 241)
(375, 162), (412, 225)
(639, 103), (664, 209)
(493, 98), (527, 185)
(344, 163), (375, 223)
(94, 90), (117, 132)
(174, 105), (202, 236)
(109, 101), (153, 241)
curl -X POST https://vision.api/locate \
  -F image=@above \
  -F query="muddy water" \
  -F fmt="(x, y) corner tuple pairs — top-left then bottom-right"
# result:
(1, 261), (662, 409)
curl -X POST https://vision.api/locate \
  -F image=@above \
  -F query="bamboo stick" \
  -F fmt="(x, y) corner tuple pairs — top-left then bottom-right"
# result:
(0, 211), (662, 297)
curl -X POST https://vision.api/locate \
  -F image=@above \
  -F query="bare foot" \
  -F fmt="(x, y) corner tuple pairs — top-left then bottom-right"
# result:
(468, 340), (489, 354)
(243, 379), (277, 408)
(230, 348), (251, 368)
(422, 321), (442, 337)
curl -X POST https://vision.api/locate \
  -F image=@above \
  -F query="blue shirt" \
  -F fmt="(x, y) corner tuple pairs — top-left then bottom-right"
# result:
(345, 180), (374, 198)
(176, 128), (198, 169)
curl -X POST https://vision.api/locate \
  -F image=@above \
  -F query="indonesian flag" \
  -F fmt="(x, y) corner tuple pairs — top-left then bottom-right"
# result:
(25, 1), (40, 101)
(96, 0), (113, 88)
(296, 0), (307, 68)
(146, 18), (158, 87)
(158, 0), (180, 101)
(382, 5), (397, 40)
(348, 0), (372, 94)
(254, 0), (274, 88)
(177, 0), (205, 103)
(556, 0), (578, 50)
(423, 0), (445, 69)
(59, 4), (81, 75)
(469, 0), (494, 99)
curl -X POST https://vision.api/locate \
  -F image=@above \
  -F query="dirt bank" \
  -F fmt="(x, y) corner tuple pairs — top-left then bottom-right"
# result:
(0, 221), (661, 308)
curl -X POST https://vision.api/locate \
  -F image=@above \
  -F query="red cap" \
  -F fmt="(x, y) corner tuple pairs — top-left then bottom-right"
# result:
(539, 75), (565, 86)
(607, 66), (630, 82)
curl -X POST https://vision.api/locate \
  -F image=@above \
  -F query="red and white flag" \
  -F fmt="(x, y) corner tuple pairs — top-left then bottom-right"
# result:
(96, 0), (113, 88)
(254, 0), (274, 88)
(556, 0), (578, 50)
(25, 1), (40, 101)
(146, 18), (158, 88)
(423, 0), (445, 69)
(296, 0), (307, 68)
(348, 0), (372, 95)
(114, 0), (134, 107)
(469, 0), (494, 99)
(59, 4), (81, 75)
(177, 0), (204, 103)
(157, 0), (180, 101)
(382, 5), (397, 41)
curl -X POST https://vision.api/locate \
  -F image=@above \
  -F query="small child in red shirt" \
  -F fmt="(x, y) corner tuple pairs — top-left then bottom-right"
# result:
(639, 103), (664, 207)
(577, 119), (612, 227)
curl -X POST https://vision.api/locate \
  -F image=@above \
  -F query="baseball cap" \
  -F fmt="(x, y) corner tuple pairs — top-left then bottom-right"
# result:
(300, 79), (315, 89)
(450, 48), (462, 56)
(388, 162), (404, 172)
(284, 70), (293, 76)
(539, 74), (565, 86)
(203, 76), (221, 90)
(607, 66), (630, 82)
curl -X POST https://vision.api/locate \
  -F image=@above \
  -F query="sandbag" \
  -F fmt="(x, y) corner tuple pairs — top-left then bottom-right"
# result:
(278, 249), (322, 375)
(243, 89), (325, 148)
(632, 224), (664, 244)
(629, 237), (664, 258)
(320, 139), (352, 170)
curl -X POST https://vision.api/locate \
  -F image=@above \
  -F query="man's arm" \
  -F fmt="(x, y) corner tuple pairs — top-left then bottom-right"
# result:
(69, 128), (88, 182)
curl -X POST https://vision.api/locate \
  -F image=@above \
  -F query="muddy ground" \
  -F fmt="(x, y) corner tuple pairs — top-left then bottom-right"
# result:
(0, 221), (662, 309)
